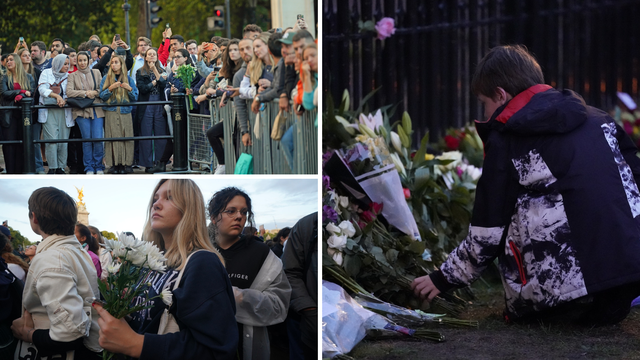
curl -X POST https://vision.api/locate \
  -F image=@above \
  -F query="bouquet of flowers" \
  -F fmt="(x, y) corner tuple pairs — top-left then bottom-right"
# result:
(175, 64), (196, 110)
(93, 232), (167, 360)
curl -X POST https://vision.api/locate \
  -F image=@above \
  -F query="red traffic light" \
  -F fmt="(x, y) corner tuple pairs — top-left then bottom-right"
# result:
(214, 9), (223, 17)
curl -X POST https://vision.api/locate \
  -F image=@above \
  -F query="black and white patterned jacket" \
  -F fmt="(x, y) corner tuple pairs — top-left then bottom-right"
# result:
(430, 85), (640, 319)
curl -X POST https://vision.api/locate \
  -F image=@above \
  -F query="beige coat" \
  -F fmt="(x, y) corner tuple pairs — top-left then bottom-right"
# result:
(66, 69), (106, 120)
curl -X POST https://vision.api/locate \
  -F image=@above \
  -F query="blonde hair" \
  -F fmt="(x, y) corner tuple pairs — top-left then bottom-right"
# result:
(101, 55), (130, 104)
(8, 53), (32, 91)
(143, 179), (224, 270)
(17, 48), (36, 80)
(248, 33), (275, 85)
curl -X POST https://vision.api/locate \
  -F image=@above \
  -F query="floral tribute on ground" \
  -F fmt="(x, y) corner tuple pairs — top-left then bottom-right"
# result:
(322, 90), (484, 356)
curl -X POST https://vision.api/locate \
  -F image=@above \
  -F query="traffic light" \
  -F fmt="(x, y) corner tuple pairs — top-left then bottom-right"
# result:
(213, 5), (224, 30)
(148, 0), (162, 28)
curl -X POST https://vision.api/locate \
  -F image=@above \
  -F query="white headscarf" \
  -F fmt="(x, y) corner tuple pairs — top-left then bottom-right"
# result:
(51, 54), (69, 83)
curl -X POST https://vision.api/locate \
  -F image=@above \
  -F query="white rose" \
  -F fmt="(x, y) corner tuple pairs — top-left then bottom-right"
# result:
(327, 234), (347, 251)
(338, 220), (356, 238)
(325, 222), (341, 236)
(339, 196), (349, 209)
(332, 252), (344, 266)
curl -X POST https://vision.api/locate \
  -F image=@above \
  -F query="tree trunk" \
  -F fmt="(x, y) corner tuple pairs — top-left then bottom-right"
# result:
(138, 0), (147, 41)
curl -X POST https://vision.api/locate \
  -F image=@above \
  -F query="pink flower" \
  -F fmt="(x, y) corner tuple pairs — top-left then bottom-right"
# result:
(375, 17), (396, 40)
(403, 188), (411, 199)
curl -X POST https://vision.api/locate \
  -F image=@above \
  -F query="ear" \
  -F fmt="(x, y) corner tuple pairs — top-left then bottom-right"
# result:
(494, 87), (513, 105)
(30, 212), (38, 225)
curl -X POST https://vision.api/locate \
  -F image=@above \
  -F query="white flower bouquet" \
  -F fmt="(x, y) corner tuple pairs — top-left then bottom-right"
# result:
(89, 232), (167, 360)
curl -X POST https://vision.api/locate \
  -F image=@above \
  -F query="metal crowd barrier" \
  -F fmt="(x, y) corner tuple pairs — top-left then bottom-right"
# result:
(0, 94), (187, 174)
(1, 93), (318, 175)
(184, 97), (317, 174)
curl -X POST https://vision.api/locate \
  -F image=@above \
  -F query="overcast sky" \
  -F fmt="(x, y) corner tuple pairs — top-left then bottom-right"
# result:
(1, 177), (318, 244)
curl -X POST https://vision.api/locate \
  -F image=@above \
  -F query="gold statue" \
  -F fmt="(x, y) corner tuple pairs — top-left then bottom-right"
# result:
(75, 186), (85, 207)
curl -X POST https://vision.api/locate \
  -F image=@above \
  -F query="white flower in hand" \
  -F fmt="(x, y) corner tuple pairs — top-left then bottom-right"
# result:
(338, 220), (356, 238)
(106, 262), (122, 274)
(161, 288), (173, 306)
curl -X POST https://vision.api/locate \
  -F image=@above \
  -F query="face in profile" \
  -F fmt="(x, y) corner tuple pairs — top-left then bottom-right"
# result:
(151, 181), (183, 236)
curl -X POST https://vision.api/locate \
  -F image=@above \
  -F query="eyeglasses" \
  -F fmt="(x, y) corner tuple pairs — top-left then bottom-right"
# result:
(221, 208), (249, 218)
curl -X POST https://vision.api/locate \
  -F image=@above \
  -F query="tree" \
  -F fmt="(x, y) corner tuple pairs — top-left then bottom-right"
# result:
(101, 231), (117, 241)
(8, 227), (32, 249)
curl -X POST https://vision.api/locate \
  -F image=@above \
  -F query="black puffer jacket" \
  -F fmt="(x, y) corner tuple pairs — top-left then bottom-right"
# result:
(431, 85), (640, 319)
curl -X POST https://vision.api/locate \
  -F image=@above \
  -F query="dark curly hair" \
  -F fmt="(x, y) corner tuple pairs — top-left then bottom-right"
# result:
(207, 187), (255, 229)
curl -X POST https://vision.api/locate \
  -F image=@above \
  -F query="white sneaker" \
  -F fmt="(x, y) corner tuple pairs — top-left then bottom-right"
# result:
(96, 170), (104, 175)
(214, 164), (226, 175)
(86, 171), (95, 175)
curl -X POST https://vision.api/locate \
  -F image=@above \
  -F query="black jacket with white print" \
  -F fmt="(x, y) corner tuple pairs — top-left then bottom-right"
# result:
(429, 85), (640, 319)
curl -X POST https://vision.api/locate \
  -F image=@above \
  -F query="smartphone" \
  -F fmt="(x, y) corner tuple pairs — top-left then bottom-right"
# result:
(296, 104), (303, 112)
(115, 34), (121, 41)
(19, 37), (24, 43)
(166, 23), (171, 28)
(297, 14), (304, 20)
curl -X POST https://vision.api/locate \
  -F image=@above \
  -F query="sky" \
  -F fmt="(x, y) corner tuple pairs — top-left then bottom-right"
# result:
(1, 177), (318, 243)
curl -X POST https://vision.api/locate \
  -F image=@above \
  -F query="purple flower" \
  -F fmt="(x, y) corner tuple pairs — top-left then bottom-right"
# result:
(375, 17), (396, 40)
(323, 175), (331, 191)
(323, 205), (339, 223)
(323, 150), (334, 166)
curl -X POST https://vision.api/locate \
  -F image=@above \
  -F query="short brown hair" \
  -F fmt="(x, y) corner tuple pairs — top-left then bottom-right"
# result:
(137, 36), (152, 47)
(28, 187), (77, 236)
(243, 24), (262, 35)
(471, 45), (544, 98)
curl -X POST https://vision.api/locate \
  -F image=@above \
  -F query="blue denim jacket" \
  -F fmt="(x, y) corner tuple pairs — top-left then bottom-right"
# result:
(98, 74), (138, 113)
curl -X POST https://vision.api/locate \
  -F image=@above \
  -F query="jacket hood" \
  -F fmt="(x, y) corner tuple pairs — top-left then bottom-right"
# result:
(497, 86), (588, 135)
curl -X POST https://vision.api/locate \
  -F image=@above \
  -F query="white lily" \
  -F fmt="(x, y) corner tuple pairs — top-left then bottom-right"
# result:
(389, 153), (406, 176)
(390, 131), (403, 153)
(359, 109), (383, 132)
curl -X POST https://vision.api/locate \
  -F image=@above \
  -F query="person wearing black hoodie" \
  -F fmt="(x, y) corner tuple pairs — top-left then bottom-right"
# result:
(412, 45), (640, 326)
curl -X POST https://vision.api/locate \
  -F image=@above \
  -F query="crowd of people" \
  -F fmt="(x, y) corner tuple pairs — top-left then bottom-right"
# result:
(0, 181), (318, 359)
(0, 16), (318, 174)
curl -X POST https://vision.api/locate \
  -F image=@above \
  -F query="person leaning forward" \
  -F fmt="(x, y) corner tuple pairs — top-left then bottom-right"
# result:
(412, 45), (640, 326)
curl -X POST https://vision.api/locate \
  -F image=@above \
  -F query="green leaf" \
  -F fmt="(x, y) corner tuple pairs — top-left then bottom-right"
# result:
(385, 248), (399, 263)
(408, 240), (426, 255)
(343, 254), (362, 278)
(412, 132), (431, 167)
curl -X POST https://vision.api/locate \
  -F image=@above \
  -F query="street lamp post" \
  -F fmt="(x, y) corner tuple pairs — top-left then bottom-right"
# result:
(123, 0), (131, 46)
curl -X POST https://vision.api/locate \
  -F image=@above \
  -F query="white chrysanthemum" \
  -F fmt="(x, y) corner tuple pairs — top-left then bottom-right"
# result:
(106, 262), (122, 274)
(161, 288), (173, 306)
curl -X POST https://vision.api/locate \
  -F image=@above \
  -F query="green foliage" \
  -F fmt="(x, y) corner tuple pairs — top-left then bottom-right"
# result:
(8, 227), (33, 248)
(0, 0), (273, 53)
(101, 231), (117, 241)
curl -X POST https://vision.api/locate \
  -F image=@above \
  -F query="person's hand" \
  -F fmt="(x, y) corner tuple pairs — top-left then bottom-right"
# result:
(258, 79), (271, 88)
(111, 36), (118, 50)
(161, 73), (168, 80)
(109, 81), (122, 91)
(242, 132), (252, 147)
(251, 98), (260, 113)
(294, 103), (304, 116)
(185, 88), (192, 96)
(206, 71), (216, 82)
(301, 60), (310, 74)
(11, 309), (35, 342)
(205, 88), (216, 96)
(94, 303), (144, 358)
(411, 275), (441, 301)
(257, 85), (266, 94)
(232, 286), (244, 303)
(284, 52), (296, 66)
(24, 91), (31, 97)
(170, 84), (178, 93)
(279, 96), (290, 112)
(86, 90), (95, 99)
(56, 96), (66, 107)
(165, 28), (172, 39)
(120, 83), (132, 91)
(219, 92), (228, 107)
(195, 94), (207, 104)
(116, 40), (128, 50)
(296, 18), (308, 30)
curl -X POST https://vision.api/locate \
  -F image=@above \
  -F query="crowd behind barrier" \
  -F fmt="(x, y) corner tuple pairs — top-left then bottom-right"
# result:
(0, 94), (318, 174)
(188, 98), (317, 174)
